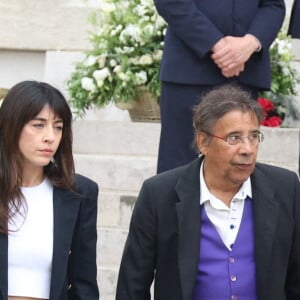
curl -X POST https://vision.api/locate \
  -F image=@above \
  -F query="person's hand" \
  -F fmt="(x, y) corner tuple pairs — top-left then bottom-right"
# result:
(222, 63), (245, 78)
(211, 34), (260, 73)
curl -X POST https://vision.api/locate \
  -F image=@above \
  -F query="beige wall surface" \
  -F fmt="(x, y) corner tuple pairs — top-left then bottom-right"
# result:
(0, 0), (100, 51)
(0, 0), (296, 52)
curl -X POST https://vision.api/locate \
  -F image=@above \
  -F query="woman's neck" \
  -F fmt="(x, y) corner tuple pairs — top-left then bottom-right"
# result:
(21, 170), (45, 187)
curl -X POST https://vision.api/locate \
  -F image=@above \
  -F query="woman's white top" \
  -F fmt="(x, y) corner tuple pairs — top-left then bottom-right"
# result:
(8, 178), (54, 299)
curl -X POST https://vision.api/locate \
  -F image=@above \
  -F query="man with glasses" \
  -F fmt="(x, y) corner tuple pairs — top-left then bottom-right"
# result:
(116, 84), (300, 300)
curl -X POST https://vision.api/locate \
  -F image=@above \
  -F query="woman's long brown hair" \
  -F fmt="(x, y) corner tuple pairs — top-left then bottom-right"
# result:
(0, 81), (75, 234)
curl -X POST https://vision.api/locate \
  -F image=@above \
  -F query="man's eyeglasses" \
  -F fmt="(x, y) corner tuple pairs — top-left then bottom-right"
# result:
(205, 131), (264, 146)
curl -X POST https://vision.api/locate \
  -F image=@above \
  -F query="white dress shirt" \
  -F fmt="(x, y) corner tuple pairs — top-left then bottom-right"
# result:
(199, 161), (252, 250)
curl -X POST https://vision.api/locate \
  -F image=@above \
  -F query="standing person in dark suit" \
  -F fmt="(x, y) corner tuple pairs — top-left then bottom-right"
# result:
(288, 0), (300, 38)
(0, 81), (99, 300)
(116, 85), (300, 300)
(154, 0), (285, 173)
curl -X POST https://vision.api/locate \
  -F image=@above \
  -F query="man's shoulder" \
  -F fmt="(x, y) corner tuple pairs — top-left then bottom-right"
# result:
(147, 166), (186, 186)
(255, 162), (297, 176)
(254, 162), (299, 182)
(144, 160), (196, 188)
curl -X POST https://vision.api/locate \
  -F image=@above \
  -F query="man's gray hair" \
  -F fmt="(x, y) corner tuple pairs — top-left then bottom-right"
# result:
(192, 84), (264, 152)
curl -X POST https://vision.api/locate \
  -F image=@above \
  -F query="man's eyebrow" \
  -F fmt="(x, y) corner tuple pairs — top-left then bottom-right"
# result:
(226, 129), (260, 135)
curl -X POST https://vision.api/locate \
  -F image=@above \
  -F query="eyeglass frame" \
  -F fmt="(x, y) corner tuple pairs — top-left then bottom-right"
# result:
(203, 131), (264, 146)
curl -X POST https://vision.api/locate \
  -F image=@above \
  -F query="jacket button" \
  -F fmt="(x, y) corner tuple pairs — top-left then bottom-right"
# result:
(68, 284), (72, 290)
(68, 250), (72, 255)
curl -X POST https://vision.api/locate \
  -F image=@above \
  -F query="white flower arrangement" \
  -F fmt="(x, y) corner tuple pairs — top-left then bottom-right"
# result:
(67, 2), (299, 117)
(259, 29), (300, 122)
(67, 0), (166, 115)
(261, 29), (299, 101)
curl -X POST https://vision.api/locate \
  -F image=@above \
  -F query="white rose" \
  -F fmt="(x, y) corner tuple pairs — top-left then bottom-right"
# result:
(144, 24), (154, 35)
(133, 5), (147, 16)
(81, 77), (96, 91)
(130, 57), (140, 65)
(118, 72), (130, 82)
(156, 16), (167, 29)
(116, 25), (123, 31)
(113, 65), (122, 73)
(97, 80), (104, 87)
(84, 56), (97, 67)
(110, 59), (117, 67)
(153, 49), (163, 61)
(120, 24), (141, 43)
(93, 68), (110, 81)
(97, 56), (106, 68)
(135, 71), (147, 85)
(115, 46), (135, 54)
(139, 54), (153, 65)
(140, 0), (152, 9)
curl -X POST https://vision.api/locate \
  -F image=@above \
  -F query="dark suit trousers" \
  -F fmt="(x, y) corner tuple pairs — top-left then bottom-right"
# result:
(157, 81), (259, 174)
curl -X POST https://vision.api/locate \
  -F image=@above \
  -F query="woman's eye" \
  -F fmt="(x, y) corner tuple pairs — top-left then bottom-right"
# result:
(33, 123), (44, 128)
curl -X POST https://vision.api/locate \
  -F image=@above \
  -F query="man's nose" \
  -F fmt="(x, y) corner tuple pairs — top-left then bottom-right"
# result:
(238, 137), (255, 153)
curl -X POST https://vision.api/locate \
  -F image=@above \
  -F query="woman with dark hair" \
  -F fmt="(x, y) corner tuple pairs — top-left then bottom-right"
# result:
(0, 81), (99, 300)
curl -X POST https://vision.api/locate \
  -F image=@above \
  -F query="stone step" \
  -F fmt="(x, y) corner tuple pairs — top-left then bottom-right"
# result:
(97, 191), (136, 228)
(73, 120), (300, 174)
(257, 127), (299, 173)
(73, 120), (160, 156)
(98, 227), (128, 268)
(98, 266), (153, 300)
(74, 154), (156, 193)
(98, 266), (119, 300)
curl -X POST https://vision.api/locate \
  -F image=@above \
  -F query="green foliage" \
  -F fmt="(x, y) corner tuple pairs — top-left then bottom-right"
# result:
(67, 3), (299, 117)
(67, 0), (166, 116)
(261, 29), (300, 106)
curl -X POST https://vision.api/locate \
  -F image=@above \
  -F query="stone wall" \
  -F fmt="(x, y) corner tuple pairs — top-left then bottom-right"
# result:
(0, 0), (99, 51)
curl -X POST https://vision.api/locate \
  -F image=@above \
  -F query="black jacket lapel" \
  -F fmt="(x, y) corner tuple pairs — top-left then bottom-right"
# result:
(251, 166), (279, 299)
(175, 158), (202, 300)
(49, 187), (82, 300)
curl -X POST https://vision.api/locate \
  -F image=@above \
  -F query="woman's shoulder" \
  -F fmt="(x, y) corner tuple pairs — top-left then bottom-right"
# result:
(75, 173), (99, 193)
(75, 173), (97, 185)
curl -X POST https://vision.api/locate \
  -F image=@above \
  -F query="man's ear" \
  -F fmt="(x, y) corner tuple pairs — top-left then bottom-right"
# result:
(197, 132), (209, 155)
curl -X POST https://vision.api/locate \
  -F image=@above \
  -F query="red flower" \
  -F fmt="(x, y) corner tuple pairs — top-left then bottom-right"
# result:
(258, 97), (283, 127)
(258, 97), (275, 112)
(261, 116), (282, 127)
